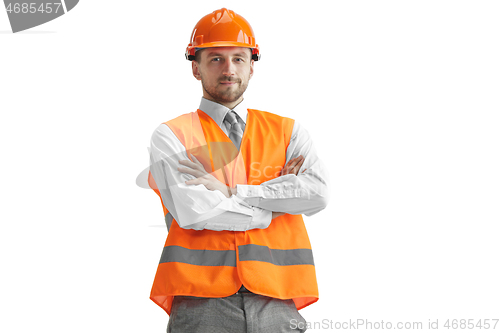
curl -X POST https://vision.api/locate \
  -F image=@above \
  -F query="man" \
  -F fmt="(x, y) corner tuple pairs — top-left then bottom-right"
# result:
(148, 8), (330, 332)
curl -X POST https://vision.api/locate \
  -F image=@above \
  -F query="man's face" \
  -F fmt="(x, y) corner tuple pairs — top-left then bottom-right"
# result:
(192, 47), (254, 107)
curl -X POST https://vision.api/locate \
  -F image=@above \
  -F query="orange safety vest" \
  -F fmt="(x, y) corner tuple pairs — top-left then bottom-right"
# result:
(148, 108), (319, 315)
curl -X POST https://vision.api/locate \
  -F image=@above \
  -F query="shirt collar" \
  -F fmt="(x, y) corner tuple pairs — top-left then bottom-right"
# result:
(198, 97), (248, 128)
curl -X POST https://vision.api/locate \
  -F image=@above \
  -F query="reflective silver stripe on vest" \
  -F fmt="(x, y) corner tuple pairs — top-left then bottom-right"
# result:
(165, 212), (173, 231)
(238, 244), (315, 266)
(159, 245), (237, 267)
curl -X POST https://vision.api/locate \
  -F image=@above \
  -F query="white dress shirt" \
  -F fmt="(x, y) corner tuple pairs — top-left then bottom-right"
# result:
(149, 97), (330, 231)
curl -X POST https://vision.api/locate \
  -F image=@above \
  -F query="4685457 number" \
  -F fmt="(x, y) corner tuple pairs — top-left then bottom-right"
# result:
(444, 319), (499, 330)
(6, 2), (62, 14)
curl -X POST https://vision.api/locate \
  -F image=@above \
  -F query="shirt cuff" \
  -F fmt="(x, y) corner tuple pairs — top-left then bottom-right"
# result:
(235, 184), (262, 206)
(236, 175), (304, 201)
(232, 193), (272, 230)
(202, 207), (272, 231)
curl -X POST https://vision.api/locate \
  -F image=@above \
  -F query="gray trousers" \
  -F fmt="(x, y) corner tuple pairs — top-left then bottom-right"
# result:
(167, 286), (307, 333)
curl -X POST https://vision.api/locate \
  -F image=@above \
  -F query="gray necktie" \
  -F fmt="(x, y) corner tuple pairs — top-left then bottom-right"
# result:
(224, 111), (245, 150)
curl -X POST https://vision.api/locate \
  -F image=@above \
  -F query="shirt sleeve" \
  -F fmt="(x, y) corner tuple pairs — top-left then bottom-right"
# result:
(149, 123), (272, 231)
(235, 121), (330, 216)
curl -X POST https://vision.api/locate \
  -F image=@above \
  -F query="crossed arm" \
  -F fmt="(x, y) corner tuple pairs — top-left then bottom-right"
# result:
(178, 153), (306, 220)
(149, 121), (329, 231)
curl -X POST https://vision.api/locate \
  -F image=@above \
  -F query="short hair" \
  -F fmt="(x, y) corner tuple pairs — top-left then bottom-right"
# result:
(194, 49), (204, 63)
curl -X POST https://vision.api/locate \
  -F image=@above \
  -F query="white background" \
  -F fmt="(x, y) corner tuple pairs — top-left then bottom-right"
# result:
(1, 1), (499, 332)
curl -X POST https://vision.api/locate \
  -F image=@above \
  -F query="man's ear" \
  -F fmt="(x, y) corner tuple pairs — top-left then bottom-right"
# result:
(249, 59), (255, 80)
(192, 61), (202, 81)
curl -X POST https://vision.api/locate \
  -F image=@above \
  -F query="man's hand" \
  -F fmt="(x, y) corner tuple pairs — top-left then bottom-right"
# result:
(178, 154), (233, 198)
(281, 155), (306, 176)
(272, 211), (285, 219)
(272, 155), (306, 219)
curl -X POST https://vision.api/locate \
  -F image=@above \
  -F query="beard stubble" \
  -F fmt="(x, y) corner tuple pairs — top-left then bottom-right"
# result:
(201, 75), (249, 104)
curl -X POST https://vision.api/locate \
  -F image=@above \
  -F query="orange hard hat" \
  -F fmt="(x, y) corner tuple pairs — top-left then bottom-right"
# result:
(185, 8), (260, 61)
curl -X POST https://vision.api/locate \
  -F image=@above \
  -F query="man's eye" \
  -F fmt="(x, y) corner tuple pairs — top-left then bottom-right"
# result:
(212, 58), (221, 62)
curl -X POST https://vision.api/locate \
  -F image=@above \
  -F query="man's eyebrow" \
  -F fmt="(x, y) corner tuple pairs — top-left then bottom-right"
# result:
(233, 53), (250, 58)
(206, 52), (250, 58)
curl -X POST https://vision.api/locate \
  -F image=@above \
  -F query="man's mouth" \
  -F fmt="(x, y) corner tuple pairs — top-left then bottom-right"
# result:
(219, 77), (240, 86)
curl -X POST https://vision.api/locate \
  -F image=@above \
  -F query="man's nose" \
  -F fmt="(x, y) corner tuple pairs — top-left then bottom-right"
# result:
(222, 59), (236, 76)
